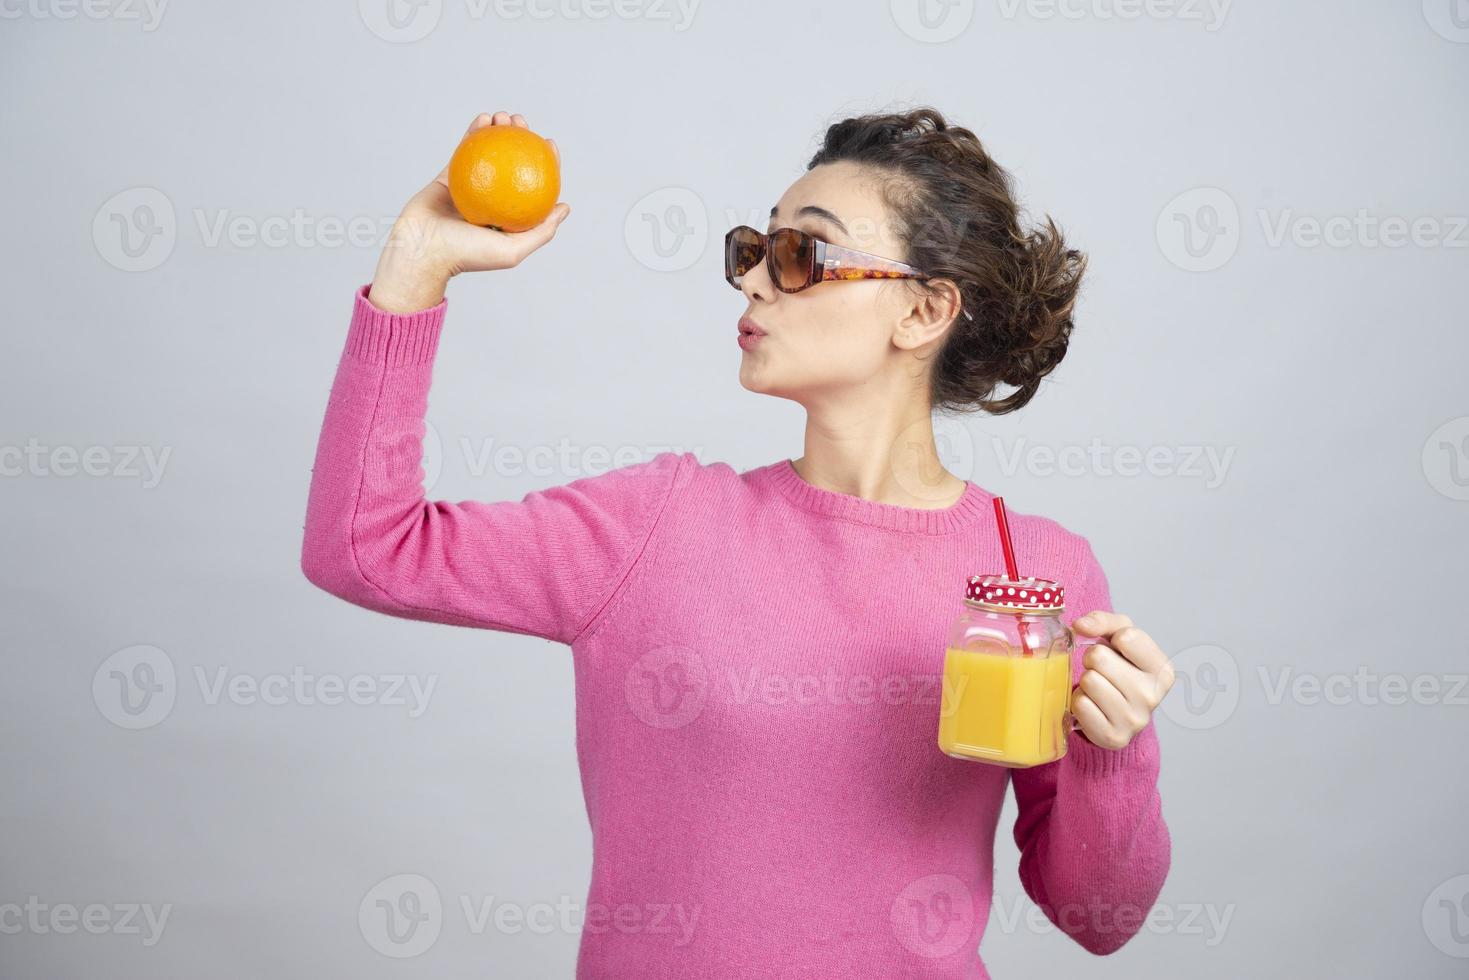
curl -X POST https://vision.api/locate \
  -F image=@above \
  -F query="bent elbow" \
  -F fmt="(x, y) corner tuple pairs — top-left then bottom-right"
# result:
(300, 532), (366, 602)
(1052, 891), (1164, 956)
(1032, 885), (1163, 957)
(1074, 928), (1137, 957)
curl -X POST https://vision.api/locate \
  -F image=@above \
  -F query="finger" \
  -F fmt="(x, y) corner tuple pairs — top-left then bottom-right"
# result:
(466, 111), (497, 138)
(491, 110), (512, 126)
(1082, 642), (1147, 693)
(1104, 626), (1169, 675)
(511, 113), (528, 129)
(547, 137), (559, 165)
(1085, 643), (1167, 717)
(1070, 692), (1123, 748)
(1072, 610), (1133, 639)
(1078, 666), (1132, 729)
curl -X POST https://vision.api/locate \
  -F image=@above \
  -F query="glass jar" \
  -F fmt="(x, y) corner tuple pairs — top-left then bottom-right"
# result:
(937, 574), (1076, 768)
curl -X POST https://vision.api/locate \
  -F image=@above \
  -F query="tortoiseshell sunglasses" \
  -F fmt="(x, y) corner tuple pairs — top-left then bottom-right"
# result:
(723, 224), (929, 294)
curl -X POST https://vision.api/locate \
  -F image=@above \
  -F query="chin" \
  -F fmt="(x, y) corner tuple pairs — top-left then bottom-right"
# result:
(737, 362), (762, 392)
(740, 375), (797, 404)
(738, 372), (774, 398)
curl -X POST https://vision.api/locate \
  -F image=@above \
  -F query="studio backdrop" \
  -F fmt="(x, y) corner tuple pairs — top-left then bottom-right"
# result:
(2, 2), (1467, 978)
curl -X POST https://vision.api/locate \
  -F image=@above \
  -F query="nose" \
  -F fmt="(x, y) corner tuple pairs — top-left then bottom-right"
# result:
(740, 246), (776, 305)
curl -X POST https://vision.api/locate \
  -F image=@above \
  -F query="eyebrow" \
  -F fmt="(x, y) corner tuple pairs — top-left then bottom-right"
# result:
(769, 204), (849, 237)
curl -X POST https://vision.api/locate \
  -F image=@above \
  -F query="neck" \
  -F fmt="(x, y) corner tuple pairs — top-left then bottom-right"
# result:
(793, 389), (967, 509)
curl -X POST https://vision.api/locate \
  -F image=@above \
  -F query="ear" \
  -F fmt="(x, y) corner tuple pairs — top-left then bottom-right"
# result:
(894, 278), (965, 351)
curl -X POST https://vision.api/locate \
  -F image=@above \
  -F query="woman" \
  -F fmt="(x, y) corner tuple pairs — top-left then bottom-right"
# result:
(302, 107), (1174, 978)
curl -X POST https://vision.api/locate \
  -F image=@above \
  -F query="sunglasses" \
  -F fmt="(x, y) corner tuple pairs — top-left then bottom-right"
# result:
(723, 224), (930, 295)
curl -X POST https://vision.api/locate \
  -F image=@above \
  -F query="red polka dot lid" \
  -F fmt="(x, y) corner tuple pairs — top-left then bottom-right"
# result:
(965, 574), (1064, 611)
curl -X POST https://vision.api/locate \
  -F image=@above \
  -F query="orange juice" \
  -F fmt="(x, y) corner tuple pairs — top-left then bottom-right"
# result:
(938, 646), (1072, 767)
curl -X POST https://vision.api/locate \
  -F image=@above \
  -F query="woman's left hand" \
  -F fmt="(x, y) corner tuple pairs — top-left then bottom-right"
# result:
(1068, 612), (1175, 750)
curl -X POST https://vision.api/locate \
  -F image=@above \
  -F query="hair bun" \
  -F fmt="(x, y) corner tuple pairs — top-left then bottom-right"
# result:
(808, 106), (1085, 416)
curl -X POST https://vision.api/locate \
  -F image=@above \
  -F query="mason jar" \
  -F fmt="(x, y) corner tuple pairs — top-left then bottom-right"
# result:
(937, 574), (1075, 768)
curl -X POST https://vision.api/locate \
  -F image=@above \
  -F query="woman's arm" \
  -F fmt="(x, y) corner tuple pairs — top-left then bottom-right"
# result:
(300, 111), (686, 645)
(1008, 543), (1173, 955)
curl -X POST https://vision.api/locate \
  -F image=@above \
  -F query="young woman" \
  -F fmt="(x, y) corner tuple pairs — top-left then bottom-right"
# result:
(303, 107), (1174, 978)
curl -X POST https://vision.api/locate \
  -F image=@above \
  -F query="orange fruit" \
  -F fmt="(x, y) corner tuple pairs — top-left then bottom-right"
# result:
(447, 125), (560, 232)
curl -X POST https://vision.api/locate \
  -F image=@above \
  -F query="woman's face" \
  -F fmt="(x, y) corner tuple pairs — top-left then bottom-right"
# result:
(736, 161), (932, 405)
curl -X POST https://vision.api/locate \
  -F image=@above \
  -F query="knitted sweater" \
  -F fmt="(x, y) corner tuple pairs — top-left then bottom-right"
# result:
(301, 286), (1171, 978)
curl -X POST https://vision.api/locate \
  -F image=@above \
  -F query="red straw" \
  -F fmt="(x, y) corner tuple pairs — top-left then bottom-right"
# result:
(991, 497), (1036, 656)
(992, 497), (1020, 580)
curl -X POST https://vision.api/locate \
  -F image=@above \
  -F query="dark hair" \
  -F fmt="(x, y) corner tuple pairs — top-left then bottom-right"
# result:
(806, 106), (1085, 415)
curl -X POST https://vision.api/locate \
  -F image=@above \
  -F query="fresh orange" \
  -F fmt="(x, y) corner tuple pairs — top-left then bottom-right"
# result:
(446, 124), (560, 232)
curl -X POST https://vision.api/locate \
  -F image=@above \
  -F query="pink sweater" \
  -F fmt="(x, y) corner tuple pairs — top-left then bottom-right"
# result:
(302, 286), (1171, 978)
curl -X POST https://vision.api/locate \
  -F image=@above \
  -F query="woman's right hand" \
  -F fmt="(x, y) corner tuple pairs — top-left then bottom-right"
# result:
(367, 110), (571, 313)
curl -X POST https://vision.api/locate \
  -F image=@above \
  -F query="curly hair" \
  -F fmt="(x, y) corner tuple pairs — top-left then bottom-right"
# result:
(806, 107), (1085, 415)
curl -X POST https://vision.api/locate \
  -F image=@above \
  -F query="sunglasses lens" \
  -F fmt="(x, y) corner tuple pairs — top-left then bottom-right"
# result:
(770, 228), (814, 291)
(725, 227), (763, 288)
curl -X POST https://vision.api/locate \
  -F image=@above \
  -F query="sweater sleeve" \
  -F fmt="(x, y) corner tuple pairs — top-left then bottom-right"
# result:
(300, 285), (685, 646)
(1007, 540), (1172, 955)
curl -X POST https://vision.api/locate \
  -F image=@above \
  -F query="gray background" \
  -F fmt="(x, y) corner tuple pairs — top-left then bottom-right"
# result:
(3, 1), (1467, 977)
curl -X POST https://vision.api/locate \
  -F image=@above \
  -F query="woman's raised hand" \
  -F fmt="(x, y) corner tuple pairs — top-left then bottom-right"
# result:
(368, 111), (571, 313)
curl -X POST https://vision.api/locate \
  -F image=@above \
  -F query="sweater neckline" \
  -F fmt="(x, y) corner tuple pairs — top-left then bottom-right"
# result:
(762, 458), (993, 534)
